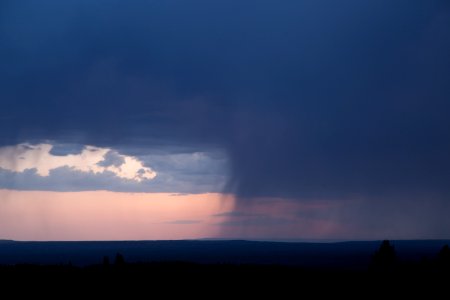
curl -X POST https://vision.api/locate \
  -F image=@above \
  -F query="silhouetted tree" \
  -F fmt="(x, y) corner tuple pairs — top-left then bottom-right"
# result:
(115, 253), (125, 267)
(372, 240), (397, 272)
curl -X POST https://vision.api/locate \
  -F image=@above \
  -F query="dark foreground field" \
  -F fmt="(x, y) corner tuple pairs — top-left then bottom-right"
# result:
(1, 240), (449, 295)
(1, 239), (449, 267)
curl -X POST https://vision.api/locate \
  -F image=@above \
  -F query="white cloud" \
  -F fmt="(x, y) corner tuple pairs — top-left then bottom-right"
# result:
(0, 143), (156, 182)
(0, 143), (228, 193)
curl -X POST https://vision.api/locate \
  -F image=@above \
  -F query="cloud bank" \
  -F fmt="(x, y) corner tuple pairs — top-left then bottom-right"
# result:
(0, 143), (155, 181)
(0, 143), (227, 193)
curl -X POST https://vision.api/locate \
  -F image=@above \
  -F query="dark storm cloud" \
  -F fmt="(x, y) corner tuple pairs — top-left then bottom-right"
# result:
(1, 0), (450, 205)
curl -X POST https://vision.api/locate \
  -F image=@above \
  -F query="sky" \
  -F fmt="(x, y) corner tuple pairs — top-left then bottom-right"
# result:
(1, 0), (450, 240)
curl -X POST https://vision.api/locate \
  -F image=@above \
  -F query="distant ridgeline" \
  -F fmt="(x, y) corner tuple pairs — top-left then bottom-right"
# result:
(0, 240), (450, 269)
(1, 240), (450, 294)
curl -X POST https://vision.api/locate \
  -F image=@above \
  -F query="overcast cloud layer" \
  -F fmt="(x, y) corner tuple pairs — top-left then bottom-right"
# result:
(1, 1), (450, 209)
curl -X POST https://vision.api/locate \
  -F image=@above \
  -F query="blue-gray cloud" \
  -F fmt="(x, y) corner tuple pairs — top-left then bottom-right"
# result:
(166, 220), (202, 225)
(49, 144), (84, 156)
(217, 217), (293, 227)
(213, 211), (263, 218)
(97, 151), (125, 168)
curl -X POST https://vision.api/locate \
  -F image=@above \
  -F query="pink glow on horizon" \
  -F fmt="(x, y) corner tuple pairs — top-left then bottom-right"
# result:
(0, 190), (235, 241)
(0, 190), (354, 241)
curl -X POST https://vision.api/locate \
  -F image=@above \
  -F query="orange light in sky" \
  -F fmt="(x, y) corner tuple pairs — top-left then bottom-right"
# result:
(0, 190), (235, 241)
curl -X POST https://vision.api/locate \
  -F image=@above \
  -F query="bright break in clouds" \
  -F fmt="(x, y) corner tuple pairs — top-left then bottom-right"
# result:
(0, 143), (156, 182)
